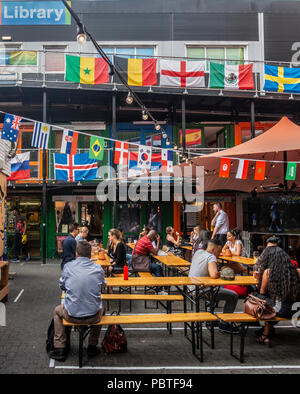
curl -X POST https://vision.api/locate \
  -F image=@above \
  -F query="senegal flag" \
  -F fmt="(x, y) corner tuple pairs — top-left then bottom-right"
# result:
(89, 136), (105, 161)
(65, 55), (109, 84)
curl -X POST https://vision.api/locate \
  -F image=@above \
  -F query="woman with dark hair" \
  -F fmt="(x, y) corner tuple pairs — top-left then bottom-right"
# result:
(192, 230), (211, 256)
(165, 226), (183, 257)
(256, 246), (300, 346)
(107, 228), (127, 275)
(222, 229), (247, 257)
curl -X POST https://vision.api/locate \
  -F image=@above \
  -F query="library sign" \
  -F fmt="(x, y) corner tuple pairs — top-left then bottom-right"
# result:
(0, 1), (71, 25)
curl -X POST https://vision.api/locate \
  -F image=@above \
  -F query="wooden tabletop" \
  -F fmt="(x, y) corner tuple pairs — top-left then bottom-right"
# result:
(218, 254), (255, 266)
(180, 245), (192, 250)
(106, 276), (202, 287)
(155, 254), (191, 267)
(199, 276), (257, 287)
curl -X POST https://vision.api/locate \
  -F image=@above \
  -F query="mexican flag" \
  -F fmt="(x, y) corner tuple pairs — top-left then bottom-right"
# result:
(209, 62), (254, 90)
(65, 55), (109, 85)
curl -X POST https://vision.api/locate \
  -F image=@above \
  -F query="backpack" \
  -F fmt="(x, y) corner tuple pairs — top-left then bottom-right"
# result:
(101, 314), (127, 354)
(46, 318), (71, 354)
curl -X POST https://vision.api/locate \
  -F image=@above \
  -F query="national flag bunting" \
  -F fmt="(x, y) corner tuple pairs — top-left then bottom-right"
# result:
(61, 129), (78, 155)
(180, 129), (202, 146)
(137, 145), (152, 170)
(65, 54), (109, 85)
(7, 152), (30, 181)
(209, 62), (254, 90)
(32, 122), (50, 149)
(114, 141), (129, 165)
(54, 152), (98, 182)
(1, 113), (22, 142)
(254, 161), (266, 180)
(219, 158), (231, 178)
(161, 149), (173, 172)
(264, 65), (300, 93)
(286, 162), (297, 180)
(160, 60), (205, 88)
(127, 58), (157, 86)
(89, 136), (105, 161)
(236, 159), (249, 180)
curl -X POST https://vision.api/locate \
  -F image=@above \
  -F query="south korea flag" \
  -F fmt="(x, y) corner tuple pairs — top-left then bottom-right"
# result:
(137, 145), (152, 170)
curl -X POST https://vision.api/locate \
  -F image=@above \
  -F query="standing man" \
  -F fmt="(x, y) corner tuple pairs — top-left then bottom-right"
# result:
(11, 208), (29, 263)
(61, 223), (79, 270)
(51, 241), (106, 361)
(211, 202), (229, 246)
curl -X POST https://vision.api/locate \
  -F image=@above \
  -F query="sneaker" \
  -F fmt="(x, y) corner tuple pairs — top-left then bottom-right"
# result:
(49, 348), (66, 361)
(87, 345), (101, 357)
(25, 254), (30, 262)
(158, 291), (168, 296)
(219, 322), (240, 335)
(10, 258), (20, 263)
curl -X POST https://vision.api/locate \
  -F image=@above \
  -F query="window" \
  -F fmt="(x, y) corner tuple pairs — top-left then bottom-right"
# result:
(102, 47), (155, 59)
(187, 46), (245, 71)
(44, 45), (67, 72)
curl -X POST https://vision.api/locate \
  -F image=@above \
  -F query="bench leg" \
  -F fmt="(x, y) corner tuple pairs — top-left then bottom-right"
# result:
(229, 323), (246, 363)
(78, 328), (85, 368)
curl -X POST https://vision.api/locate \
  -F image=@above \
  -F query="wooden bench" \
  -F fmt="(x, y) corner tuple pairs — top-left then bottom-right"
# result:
(62, 312), (218, 367)
(216, 313), (300, 363)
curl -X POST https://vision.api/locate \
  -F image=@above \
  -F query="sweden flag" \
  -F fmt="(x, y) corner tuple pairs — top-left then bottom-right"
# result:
(264, 64), (300, 93)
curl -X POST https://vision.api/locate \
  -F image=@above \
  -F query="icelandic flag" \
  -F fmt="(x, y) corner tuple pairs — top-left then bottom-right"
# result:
(61, 129), (78, 155)
(54, 152), (98, 182)
(1, 114), (22, 142)
(32, 122), (50, 149)
(7, 152), (30, 180)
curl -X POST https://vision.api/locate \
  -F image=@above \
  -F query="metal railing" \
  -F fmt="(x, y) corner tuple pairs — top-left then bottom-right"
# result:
(0, 48), (299, 98)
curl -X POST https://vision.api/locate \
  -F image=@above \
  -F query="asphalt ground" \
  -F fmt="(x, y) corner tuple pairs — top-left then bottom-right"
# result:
(1, 261), (300, 375)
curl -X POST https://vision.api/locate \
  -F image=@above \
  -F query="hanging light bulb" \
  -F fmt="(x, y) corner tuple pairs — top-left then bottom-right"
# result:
(166, 139), (171, 146)
(142, 109), (148, 120)
(155, 123), (161, 131)
(77, 23), (87, 45)
(162, 132), (167, 139)
(126, 92), (133, 104)
(173, 145), (178, 150)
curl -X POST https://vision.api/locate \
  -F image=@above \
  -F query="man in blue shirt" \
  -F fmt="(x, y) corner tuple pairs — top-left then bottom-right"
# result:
(51, 241), (107, 361)
(61, 223), (79, 270)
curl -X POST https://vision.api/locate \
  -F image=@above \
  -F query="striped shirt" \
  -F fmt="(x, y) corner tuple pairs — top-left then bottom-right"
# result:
(134, 235), (153, 256)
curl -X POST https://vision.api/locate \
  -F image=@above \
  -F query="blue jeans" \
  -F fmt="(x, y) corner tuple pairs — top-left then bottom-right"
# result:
(150, 262), (164, 292)
(126, 253), (132, 266)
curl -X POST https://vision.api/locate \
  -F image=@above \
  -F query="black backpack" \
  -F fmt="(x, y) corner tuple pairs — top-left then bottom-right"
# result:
(46, 318), (71, 354)
(101, 313), (127, 354)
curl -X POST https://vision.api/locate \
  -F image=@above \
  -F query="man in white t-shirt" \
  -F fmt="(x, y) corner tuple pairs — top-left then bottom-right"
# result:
(189, 239), (239, 334)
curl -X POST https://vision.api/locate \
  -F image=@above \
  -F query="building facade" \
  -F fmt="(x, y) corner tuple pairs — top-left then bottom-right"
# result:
(1, 0), (300, 258)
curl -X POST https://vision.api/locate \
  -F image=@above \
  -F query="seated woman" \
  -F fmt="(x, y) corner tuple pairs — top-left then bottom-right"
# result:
(222, 229), (247, 273)
(165, 226), (183, 257)
(190, 225), (201, 245)
(192, 230), (211, 256)
(106, 229), (127, 275)
(256, 246), (300, 346)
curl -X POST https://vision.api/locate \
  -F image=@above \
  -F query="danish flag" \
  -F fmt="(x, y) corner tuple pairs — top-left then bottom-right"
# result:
(114, 141), (129, 165)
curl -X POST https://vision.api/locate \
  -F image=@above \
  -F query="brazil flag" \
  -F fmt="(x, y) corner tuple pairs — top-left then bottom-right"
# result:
(89, 136), (105, 161)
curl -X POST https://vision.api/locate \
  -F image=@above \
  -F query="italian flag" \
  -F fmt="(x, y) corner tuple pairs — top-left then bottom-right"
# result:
(65, 55), (109, 85)
(209, 62), (254, 90)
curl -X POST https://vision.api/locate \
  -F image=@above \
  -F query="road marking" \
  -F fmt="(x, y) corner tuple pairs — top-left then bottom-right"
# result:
(14, 289), (24, 303)
(49, 359), (55, 368)
(54, 365), (300, 371)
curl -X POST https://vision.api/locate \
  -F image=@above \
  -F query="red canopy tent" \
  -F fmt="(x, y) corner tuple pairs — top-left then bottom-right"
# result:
(185, 116), (300, 193)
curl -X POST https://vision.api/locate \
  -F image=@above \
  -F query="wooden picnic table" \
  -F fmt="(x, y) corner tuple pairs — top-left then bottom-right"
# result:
(218, 254), (255, 275)
(181, 245), (192, 251)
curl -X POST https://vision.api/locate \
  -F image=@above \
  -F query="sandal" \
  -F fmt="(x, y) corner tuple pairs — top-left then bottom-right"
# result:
(257, 334), (271, 347)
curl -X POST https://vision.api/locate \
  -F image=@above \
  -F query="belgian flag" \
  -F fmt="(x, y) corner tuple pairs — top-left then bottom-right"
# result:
(114, 57), (157, 86)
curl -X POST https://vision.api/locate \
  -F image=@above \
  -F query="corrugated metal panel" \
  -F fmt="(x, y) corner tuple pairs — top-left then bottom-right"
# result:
(0, 140), (12, 177)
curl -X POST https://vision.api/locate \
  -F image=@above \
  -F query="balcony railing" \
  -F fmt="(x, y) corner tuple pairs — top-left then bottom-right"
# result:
(1, 49), (299, 98)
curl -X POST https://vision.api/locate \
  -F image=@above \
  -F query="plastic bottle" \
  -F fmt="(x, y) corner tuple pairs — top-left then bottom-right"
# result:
(123, 264), (128, 280)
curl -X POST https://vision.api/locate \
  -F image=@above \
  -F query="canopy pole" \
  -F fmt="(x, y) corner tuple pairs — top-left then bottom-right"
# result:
(250, 101), (255, 139)
(42, 89), (47, 265)
(112, 92), (117, 228)
(181, 96), (187, 239)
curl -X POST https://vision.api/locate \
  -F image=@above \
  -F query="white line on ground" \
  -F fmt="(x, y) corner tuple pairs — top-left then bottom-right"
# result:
(49, 358), (55, 368)
(54, 365), (300, 371)
(13, 289), (24, 303)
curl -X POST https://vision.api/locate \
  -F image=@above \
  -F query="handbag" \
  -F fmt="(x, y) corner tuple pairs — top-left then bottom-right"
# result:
(130, 243), (151, 273)
(244, 293), (276, 320)
(101, 312), (127, 354)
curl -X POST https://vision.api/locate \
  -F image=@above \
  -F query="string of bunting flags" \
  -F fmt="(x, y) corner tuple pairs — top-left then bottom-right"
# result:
(218, 157), (298, 181)
(0, 111), (175, 182)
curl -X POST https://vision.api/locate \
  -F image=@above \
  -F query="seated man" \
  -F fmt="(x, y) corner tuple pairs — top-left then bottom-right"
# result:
(61, 223), (79, 270)
(188, 239), (239, 334)
(134, 229), (167, 295)
(51, 241), (106, 361)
